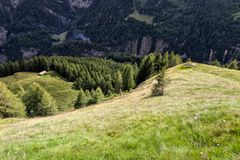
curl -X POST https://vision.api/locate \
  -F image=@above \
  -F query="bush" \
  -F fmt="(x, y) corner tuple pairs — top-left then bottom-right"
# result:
(23, 83), (58, 117)
(0, 82), (26, 118)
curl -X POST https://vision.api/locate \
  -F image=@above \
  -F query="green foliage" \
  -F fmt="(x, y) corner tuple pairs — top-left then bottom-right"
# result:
(228, 59), (239, 70)
(123, 65), (136, 91)
(114, 71), (123, 94)
(211, 60), (221, 67)
(137, 52), (182, 84)
(23, 83), (58, 117)
(137, 54), (155, 84)
(0, 82), (25, 118)
(94, 87), (105, 104)
(152, 68), (166, 96)
(75, 89), (88, 109)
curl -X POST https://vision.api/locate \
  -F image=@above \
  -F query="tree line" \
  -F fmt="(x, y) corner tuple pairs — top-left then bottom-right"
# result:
(0, 52), (182, 118)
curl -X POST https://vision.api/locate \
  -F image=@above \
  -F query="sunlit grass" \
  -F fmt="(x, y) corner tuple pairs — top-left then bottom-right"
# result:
(0, 63), (240, 159)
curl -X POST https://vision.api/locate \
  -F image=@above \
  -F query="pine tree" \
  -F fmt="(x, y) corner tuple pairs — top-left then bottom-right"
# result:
(228, 59), (238, 70)
(88, 89), (96, 104)
(94, 87), (105, 103)
(23, 83), (58, 117)
(163, 52), (169, 68)
(154, 53), (164, 73)
(123, 65), (136, 91)
(152, 68), (166, 96)
(114, 70), (123, 93)
(211, 60), (221, 67)
(75, 89), (88, 109)
(137, 54), (155, 84)
(0, 82), (25, 118)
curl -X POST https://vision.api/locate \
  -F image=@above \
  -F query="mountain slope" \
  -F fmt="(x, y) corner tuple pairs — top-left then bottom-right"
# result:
(0, 64), (240, 159)
(1, 0), (240, 62)
(0, 71), (78, 110)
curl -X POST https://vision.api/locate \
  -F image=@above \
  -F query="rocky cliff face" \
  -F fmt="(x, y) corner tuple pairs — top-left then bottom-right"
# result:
(68, 0), (92, 9)
(124, 36), (169, 56)
(0, 0), (240, 62)
(0, 27), (7, 46)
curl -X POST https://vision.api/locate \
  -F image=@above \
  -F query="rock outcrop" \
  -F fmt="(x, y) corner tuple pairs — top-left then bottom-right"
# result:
(68, 0), (92, 9)
(124, 36), (168, 56)
(21, 48), (38, 59)
(0, 27), (8, 46)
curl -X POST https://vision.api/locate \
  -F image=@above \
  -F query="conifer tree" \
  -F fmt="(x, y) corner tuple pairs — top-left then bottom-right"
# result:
(137, 54), (155, 84)
(23, 83), (58, 117)
(88, 89), (96, 104)
(152, 68), (166, 96)
(0, 82), (25, 118)
(123, 65), (136, 91)
(163, 52), (169, 68)
(114, 70), (123, 94)
(75, 89), (88, 108)
(94, 87), (105, 103)
(154, 53), (164, 73)
(228, 59), (238, 70)
(211, 60), (221, 67)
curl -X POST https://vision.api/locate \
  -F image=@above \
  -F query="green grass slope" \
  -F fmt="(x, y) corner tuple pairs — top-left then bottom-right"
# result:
(0, 71), (78, 111)
(0, 64), (240, 160)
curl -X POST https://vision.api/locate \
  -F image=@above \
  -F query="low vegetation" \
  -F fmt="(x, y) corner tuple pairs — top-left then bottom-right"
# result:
(0, 64), (239, 159)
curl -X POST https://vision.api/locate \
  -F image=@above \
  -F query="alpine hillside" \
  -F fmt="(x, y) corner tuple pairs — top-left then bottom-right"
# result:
(1, 0), (240, 63)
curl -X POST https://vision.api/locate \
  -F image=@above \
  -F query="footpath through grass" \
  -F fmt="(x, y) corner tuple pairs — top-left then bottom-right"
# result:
(0, 64), (240, 160)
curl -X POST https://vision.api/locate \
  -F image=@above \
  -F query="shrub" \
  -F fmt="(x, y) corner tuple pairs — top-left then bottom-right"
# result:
(152, 69), (166, 96)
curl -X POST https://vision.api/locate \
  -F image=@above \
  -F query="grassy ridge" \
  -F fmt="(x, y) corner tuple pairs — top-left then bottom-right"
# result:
(0, 64), (240, 159)
(0, 72), (78, 111)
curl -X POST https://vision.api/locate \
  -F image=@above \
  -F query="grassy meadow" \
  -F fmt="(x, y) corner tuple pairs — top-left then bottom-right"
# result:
(0, 64), (239, 160)
(0, 71), (78, 111)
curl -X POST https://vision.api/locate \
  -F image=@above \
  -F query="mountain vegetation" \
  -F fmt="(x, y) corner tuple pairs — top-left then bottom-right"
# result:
(1, 0), (240, 63)
(0, 52), (181, 117)
(0, 63), (239, 159)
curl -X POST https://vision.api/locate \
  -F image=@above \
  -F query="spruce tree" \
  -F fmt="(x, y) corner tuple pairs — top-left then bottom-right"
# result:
(75, 89), (88, 109)
(228, 60), (238, 70)
(123, 65), (136, 91)
(137, 54), (155, 84)
(23, 83), (58, 117)
(154, 53), (164, 73)
(163, 52), (169, 68)
(152, 68), (166, 96)
(211, 60), (221, 67)
(94, 87), (105, 103)
(0, 82), (25, 118)
(114, 71), (123, 94)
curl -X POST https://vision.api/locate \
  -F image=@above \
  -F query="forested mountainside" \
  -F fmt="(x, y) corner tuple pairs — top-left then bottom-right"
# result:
(0, 0), (240, 63)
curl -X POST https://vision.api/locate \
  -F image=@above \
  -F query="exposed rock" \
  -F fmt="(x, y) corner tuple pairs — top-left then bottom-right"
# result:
(10, 0), (20, 8)
(88, 50), (105, 57)
(139, 36), (152, 56)
(42, 7), (71, 26)
(21, 48), (38, 59)
(68, 0), (92, 9)
(0, 27), (8, 46)
(66, 30), (90, 42)
(154, 39), (168, 53)
(124, 40), (138, 55)
(0, 54), (7, 63)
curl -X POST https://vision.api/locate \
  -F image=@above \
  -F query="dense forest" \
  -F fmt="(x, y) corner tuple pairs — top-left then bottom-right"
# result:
(1, 0), (240, 63)
(0, 52), (183, 118)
